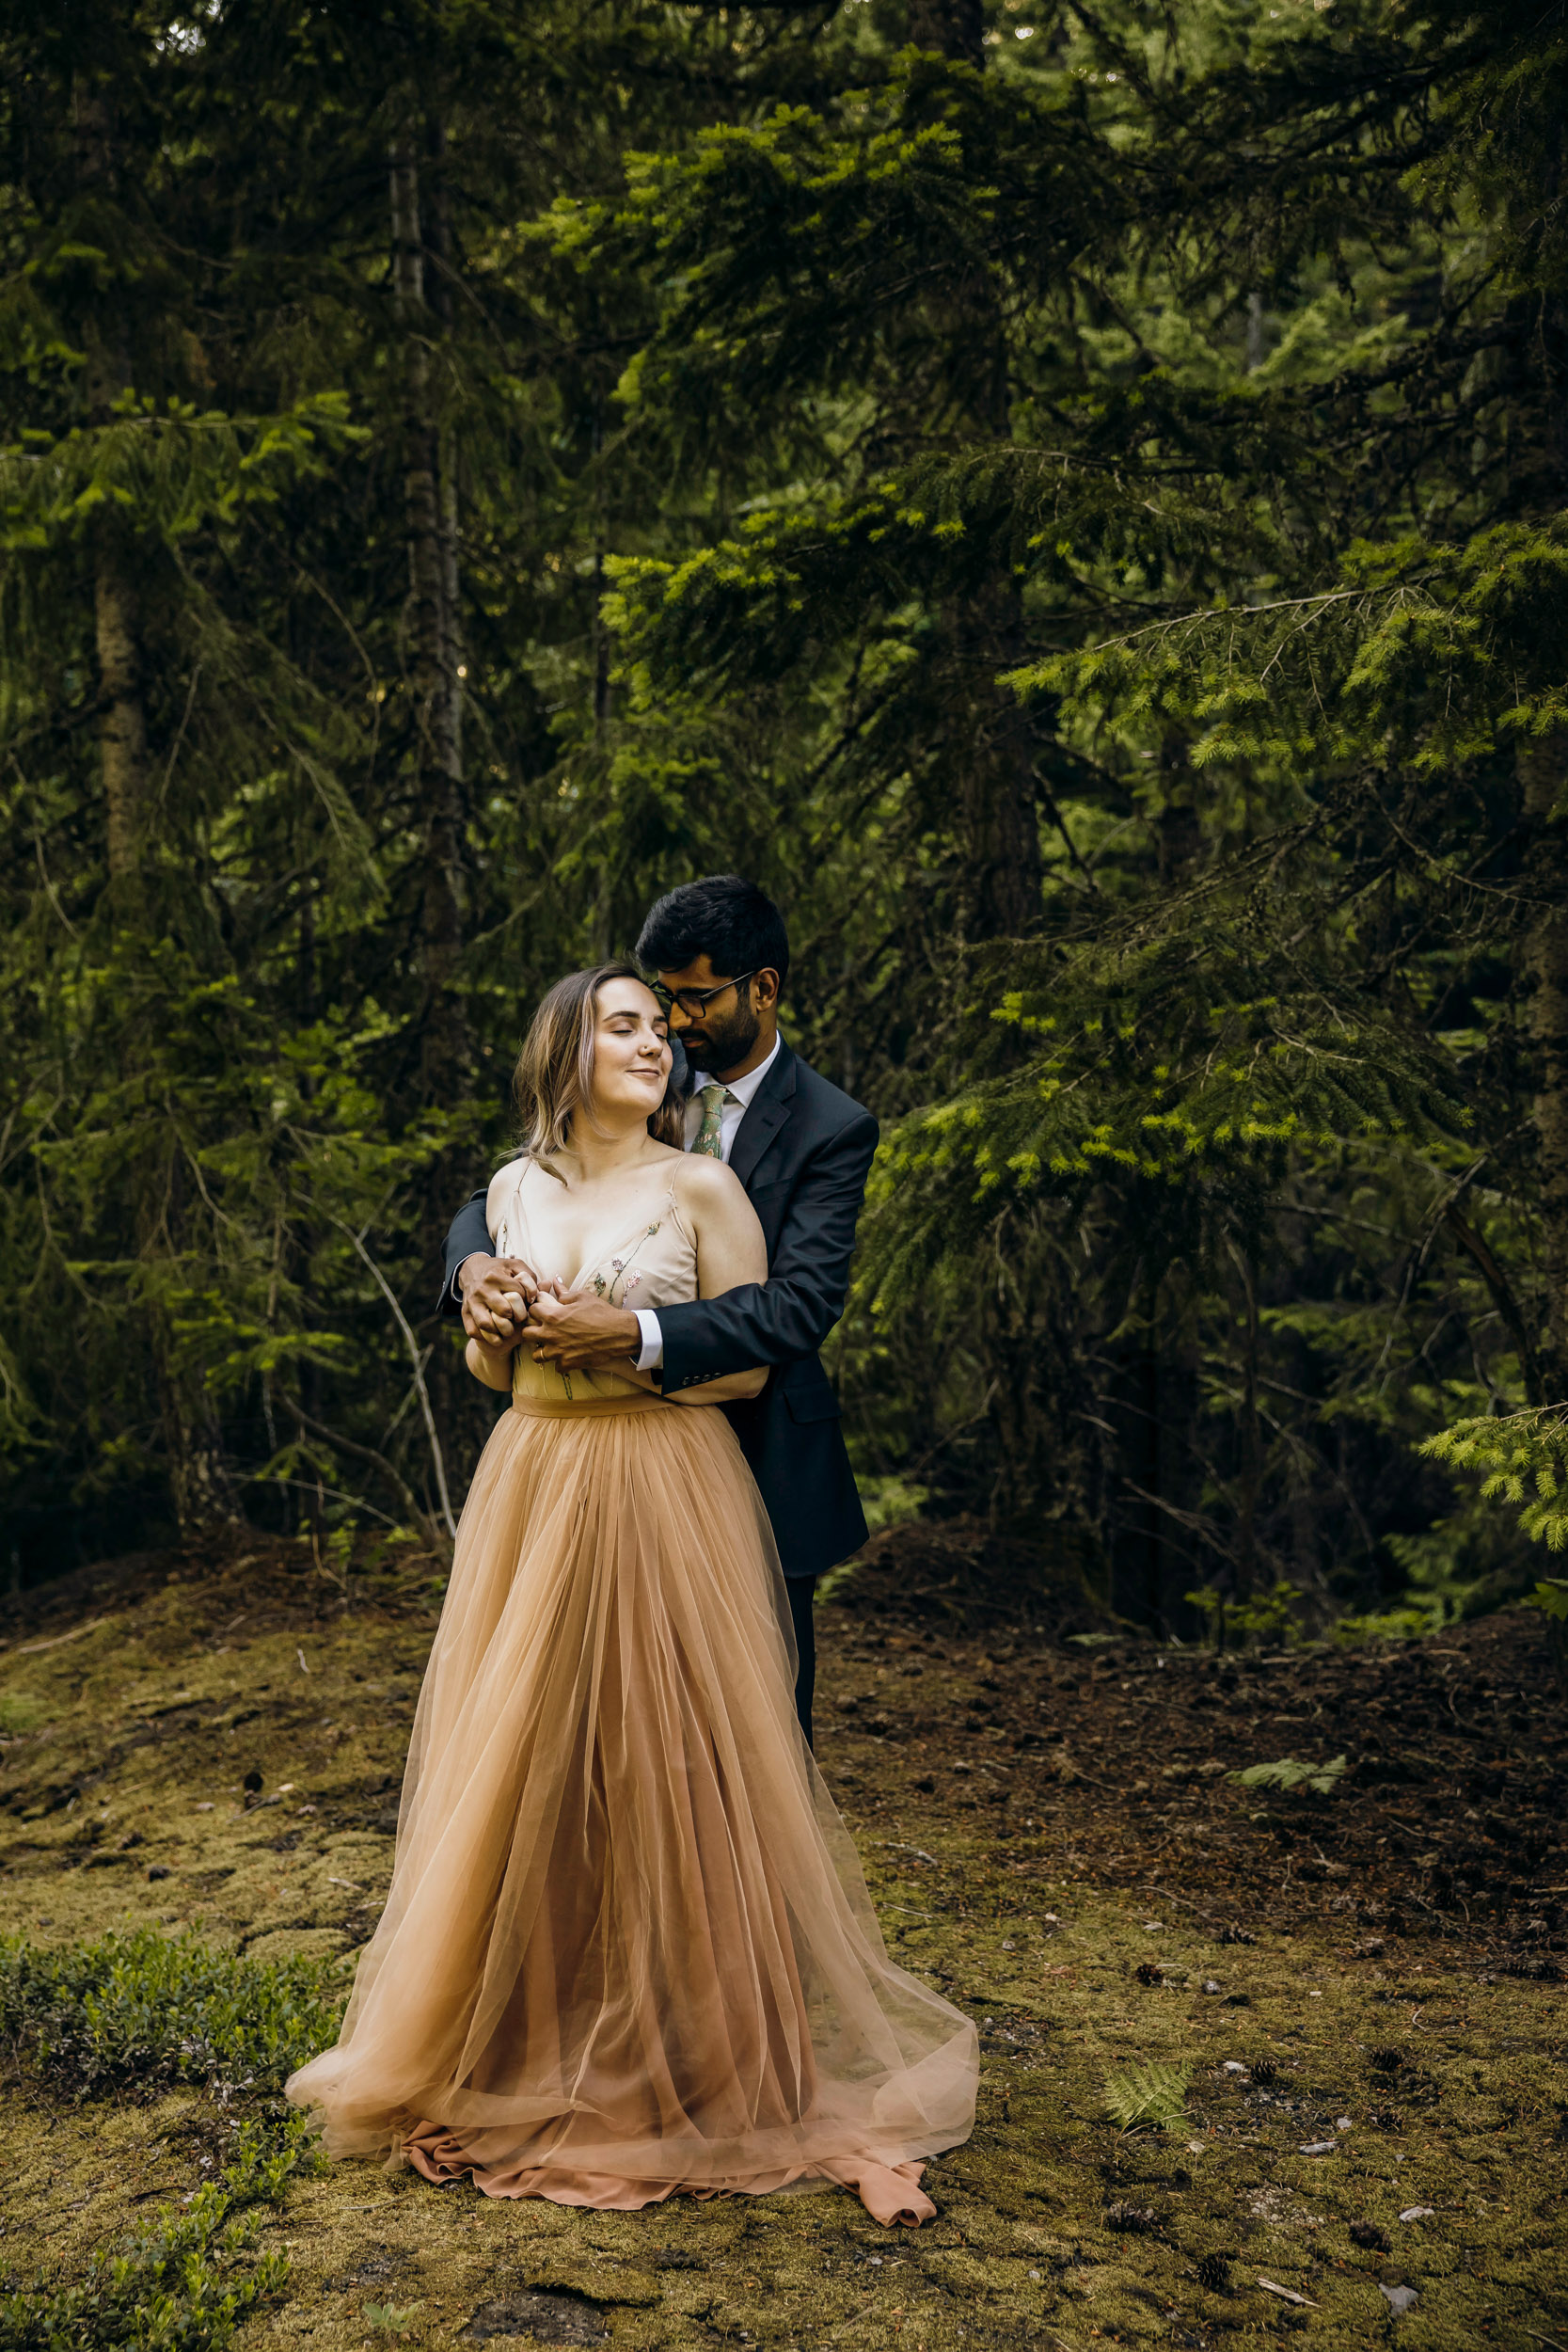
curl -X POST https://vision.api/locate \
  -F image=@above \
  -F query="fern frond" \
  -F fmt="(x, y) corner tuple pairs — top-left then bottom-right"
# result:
(1229, 1755), (1347, 1796)
(1102, 2059), (1194, 2135)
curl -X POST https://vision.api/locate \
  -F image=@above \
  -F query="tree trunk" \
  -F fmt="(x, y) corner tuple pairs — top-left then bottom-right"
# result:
(73, 72), (236, 1537)
(911, 10), (1043, 943)
(93, 556), (148, 882)
(1157, 735), (1201, 882)
(154, 1318), (238, 1537)
(1522, 731), (1568, 1393)
(1234, 1241), (1261, 1599)
(426, 118), (467, 802)
(74, 75), (149, 884)
(957, 578), (1045, 939)
(591, 402), (610, 734)
(390, 121), (467, 1099)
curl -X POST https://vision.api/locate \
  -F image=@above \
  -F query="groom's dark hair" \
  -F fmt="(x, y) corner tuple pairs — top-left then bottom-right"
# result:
(636, 875), (790, 990)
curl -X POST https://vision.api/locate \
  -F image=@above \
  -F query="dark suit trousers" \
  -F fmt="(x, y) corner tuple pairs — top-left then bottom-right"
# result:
(788, 1575), (818, 1749)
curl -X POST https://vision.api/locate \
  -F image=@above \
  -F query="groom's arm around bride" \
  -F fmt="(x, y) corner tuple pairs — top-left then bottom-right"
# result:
(436, 877), (878, 1593)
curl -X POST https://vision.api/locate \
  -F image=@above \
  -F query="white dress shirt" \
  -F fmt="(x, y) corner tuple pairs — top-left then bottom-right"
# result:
(633, 1034), (781, 1373)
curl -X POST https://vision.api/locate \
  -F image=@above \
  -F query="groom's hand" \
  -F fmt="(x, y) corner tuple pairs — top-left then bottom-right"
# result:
(519, 1289), (641, 1371)
(459, 1254), (540, 1347)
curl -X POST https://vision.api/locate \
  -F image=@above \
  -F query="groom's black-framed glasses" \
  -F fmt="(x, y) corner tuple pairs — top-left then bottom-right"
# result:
(648, 968), (763, 1021)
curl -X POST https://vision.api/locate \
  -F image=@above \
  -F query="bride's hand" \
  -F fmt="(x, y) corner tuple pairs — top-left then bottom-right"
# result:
(460, 1254), (541, 1347)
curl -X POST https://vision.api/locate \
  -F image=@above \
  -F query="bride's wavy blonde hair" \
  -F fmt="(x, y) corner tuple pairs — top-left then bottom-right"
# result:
(513, 963), (683, 1180)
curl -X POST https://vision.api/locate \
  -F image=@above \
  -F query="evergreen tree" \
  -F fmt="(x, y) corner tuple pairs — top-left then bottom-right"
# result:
(7, 0), (1565, 1634)
(1, 2), (362, 1542)
(0, 1), (879, 1573)
(576, 0), (1568, 1625)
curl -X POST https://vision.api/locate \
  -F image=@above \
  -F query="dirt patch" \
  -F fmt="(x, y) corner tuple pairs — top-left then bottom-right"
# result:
(462, 2290), (610, 2343)
(826, 1518), (1568, 1980)
(830, 1514), (1110, 1636)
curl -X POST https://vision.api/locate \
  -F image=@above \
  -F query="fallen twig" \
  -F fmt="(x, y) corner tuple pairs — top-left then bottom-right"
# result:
(14, 1617), (109, 1657)
(1258, 2278), (1318, 2309)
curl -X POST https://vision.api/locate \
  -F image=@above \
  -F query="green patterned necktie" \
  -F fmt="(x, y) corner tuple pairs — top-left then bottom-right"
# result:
(693, 1083), (737, 1159)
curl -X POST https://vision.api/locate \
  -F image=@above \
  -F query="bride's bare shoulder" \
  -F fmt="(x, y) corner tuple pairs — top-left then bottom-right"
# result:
(486, 1152), (531, 1215)
(671, 1151), (751, 1217)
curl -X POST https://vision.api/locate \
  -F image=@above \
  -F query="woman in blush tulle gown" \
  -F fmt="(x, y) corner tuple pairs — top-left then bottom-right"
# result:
(285, 965), (977, 2226)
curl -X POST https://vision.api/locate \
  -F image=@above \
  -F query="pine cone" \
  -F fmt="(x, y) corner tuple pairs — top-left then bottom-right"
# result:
(1105, 2201), (1158, 2233)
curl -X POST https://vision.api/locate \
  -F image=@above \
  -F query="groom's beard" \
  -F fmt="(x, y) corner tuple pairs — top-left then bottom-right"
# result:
(680, 998), (761, 1076)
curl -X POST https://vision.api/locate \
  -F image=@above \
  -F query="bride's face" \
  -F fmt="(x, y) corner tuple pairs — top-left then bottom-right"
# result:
(590, 977), (672, 1124)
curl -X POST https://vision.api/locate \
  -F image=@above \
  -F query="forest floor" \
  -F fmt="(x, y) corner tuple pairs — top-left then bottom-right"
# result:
(0, 1525), (1564, 2351)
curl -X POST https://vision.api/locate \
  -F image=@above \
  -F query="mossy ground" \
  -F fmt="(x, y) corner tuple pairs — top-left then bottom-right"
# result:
(1, 1540), (1563, 2348)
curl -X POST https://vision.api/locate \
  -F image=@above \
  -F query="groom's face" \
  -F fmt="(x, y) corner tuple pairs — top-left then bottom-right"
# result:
(658, 954), (763, 1075)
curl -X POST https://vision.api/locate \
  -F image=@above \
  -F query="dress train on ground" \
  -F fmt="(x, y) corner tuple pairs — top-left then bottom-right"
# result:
(286, 1392), (977, 2224)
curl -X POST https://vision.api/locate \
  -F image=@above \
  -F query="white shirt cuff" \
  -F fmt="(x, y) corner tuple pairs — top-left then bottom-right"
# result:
(634, 1309), (664, 1373)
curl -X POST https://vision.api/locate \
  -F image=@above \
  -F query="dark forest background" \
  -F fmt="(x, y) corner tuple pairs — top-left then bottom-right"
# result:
(5, 0), (1568, 1638)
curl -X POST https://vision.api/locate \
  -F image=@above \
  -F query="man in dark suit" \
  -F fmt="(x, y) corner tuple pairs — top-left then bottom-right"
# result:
(438, 875), (877, 1744)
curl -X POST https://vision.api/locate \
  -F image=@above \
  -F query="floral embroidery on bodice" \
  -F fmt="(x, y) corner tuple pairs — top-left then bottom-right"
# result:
(491, 1157), (698, 1404)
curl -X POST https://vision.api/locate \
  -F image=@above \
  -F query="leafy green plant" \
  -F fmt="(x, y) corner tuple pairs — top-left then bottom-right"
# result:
(1333, 1609), (1433, 1645)
(1226, 1586), (1304, 1648)
(1229, 1756), (1347, 1797)
(857, 1474), (930, 1538)
(364, 2307), (423, 2337)
(0, 2114), (309, 2352)
(1184, 1583), (1305, 1651)
(1102, 2059), (1194, 2136)
(0, 1929), (346, 2097)
(0, 1933), (345, 2350)
(1184, 1587), (1227, 1649)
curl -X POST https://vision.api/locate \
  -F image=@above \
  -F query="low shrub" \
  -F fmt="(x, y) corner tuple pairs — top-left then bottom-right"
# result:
(0, 1928), (346, 2097)
(0, 2115), (311, 2352)
(0, 1932), (347, 2350)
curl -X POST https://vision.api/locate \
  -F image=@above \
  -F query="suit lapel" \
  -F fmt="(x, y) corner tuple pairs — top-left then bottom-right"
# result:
(728, 1041), (796, 1189)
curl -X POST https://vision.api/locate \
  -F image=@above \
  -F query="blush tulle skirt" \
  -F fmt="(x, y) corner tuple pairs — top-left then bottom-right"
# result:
(284, 1393), (977, 2225)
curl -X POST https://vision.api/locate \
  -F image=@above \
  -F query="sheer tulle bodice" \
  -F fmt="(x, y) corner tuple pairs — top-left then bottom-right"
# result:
(286, 1154), (978, 2225)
